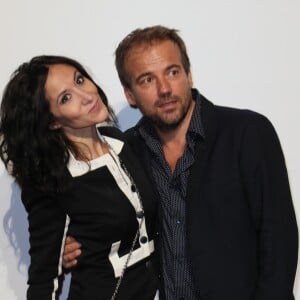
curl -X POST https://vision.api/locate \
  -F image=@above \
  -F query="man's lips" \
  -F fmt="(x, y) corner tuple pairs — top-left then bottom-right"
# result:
(157, 99), (177, 109)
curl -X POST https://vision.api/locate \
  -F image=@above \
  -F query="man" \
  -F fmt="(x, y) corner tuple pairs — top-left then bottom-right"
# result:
(63, 25), (298, 299)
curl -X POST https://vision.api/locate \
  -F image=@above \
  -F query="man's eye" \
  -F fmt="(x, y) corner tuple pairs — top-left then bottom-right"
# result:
(169, 69), (179, 76)
(76, 75), (84, 85)
(140, 76), (152, 84)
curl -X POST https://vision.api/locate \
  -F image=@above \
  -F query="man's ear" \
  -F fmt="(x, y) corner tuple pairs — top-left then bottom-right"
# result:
(124, 88), (138, 109)
(188, 71), (193, 88)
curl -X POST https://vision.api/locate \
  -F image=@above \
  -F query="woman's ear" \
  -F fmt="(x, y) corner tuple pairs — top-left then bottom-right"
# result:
(49, 121), (61, 130)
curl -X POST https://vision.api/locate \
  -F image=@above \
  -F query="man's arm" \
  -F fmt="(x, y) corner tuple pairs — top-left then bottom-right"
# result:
(62, 236), (82, 269)
(241, 113), (298, 299)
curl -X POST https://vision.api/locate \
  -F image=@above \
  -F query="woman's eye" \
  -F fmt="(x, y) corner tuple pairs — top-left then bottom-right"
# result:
(76, 74), (84, 85)
(60, 93), (71, 104)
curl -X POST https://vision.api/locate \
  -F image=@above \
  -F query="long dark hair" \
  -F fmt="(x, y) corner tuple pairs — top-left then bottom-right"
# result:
(0, 55), (117, 191)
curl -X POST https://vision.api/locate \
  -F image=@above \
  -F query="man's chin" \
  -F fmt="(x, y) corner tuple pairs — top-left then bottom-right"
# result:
(154, 116), (183, 132)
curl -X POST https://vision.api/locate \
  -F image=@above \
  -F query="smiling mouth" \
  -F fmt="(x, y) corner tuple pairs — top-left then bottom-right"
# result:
(89, 100), (99, 113)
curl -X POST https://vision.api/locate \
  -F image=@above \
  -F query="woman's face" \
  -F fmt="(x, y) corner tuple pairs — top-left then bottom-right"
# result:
(45, 64), (108, 134)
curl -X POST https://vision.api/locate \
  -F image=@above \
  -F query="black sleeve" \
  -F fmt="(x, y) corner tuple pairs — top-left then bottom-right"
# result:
(241, 113), (298, 300)
(21, 188), (68, 300)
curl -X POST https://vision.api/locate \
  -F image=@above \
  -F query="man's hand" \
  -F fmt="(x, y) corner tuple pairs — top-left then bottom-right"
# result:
(63, 236), (82, 269)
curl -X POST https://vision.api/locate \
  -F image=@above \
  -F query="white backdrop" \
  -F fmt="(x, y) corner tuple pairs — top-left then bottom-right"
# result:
(0, 0), (299, 299)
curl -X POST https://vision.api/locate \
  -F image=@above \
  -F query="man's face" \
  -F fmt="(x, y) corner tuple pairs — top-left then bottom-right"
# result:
(123, 40), (193, 131)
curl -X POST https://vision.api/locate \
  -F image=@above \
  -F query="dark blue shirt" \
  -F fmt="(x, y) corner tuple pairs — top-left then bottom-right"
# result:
(137, 89), (205, 300)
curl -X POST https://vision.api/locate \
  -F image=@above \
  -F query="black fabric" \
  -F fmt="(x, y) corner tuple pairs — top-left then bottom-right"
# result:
(125, 90), (298, 300)
(135, 90), (205, 299)
(21, 127), (159, 300)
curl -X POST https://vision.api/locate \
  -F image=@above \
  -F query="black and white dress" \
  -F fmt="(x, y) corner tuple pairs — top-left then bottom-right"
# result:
(21, 126), (159, 300)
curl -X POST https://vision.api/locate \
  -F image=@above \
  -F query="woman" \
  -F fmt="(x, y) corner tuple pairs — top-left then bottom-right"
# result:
(0, 55), (158, 300)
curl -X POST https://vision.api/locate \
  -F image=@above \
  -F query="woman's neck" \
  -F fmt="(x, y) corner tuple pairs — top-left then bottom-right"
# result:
(65, 126), (108, 161)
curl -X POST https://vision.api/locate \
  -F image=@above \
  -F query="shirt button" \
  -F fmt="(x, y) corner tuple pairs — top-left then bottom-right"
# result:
(140, 236), (148, 244)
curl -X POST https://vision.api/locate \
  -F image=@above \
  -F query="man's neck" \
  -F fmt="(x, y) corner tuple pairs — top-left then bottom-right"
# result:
(156, 100), (195, 171)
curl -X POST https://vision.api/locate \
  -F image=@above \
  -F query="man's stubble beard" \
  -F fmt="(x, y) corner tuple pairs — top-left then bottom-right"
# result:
(146, 95), (193, 133)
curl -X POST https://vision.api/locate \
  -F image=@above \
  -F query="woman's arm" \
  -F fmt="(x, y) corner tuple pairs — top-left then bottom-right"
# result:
(22, 188), (69, 300)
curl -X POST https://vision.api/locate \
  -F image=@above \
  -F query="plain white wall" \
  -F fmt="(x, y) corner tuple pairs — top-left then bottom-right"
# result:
(0, 0), (299, 299)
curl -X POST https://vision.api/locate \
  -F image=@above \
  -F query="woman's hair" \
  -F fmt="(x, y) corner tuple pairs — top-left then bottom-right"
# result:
(0, 55), (117, 191)
(115, 25), (191, 89)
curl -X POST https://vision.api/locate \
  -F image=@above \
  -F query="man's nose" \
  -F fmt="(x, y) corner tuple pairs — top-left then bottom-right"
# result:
(157, 77), (172, 98)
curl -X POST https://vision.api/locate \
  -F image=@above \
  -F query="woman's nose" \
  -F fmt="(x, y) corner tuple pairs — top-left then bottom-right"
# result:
(76, 88), (93, 104)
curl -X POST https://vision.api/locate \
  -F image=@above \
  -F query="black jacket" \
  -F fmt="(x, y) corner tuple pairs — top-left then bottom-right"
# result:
(125, 93), (298, 300)
(21, 127), (158, 300)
